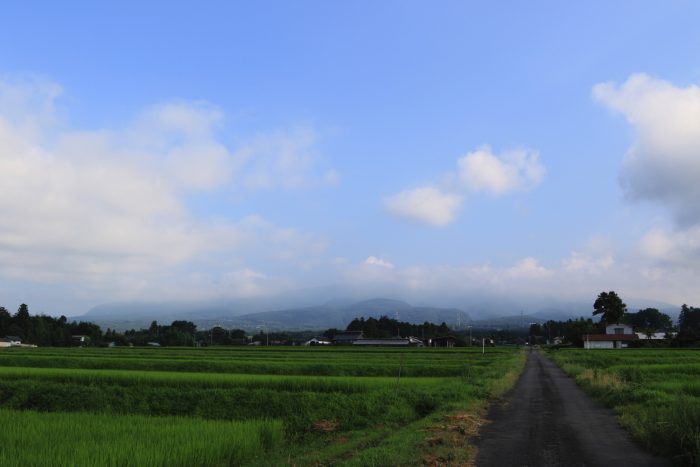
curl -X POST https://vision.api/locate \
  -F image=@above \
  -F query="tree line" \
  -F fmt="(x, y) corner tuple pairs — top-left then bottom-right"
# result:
(0, 304), (102, 346)
(324, 316), (455, 340)
(0, 303), (462, 347)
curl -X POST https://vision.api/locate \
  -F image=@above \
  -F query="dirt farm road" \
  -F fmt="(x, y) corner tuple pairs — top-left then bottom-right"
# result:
(473, 350), (670, 467)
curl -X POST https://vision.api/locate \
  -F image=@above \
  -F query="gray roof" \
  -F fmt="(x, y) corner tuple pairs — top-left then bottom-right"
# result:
(333, 331), (363, 341)
(352, 338), (410, 346)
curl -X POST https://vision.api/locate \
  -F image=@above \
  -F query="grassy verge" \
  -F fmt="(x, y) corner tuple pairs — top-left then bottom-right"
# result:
(547, 348), (700, 466)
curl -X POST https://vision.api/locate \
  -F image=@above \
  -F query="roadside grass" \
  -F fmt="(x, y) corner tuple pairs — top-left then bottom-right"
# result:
(548, 349), (700, 466)
(285, 348), (526, 466)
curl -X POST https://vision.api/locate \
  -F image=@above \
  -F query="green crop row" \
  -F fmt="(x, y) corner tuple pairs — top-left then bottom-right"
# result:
(0, 373), (490, 438)
(0, 347), (513, 376)
(0, 346), (526, 465)
(548, 349), (700, 466)
(0, 366), (433, 392)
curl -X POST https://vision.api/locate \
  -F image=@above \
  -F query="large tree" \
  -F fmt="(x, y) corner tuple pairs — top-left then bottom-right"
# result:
(593, 291), (627, 325)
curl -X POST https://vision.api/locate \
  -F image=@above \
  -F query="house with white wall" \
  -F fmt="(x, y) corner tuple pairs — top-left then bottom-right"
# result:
(584, 323), (638, 349)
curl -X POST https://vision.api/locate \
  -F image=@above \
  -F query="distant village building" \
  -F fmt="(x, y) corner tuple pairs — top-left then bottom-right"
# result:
(584, 323), (638, 349)
(332, 331), (364, 345)
(71, 335), (89, 346)
(352, 336), (424, 347)
(4, 336), (22, 346)
(0, 336), (35, 348)
(635, 331), (676, 340)
(428, 336), (458, 348)
(303, 337), (332, 346)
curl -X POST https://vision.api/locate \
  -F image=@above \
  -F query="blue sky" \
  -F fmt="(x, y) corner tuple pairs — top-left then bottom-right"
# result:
(1, 1), (700, 314)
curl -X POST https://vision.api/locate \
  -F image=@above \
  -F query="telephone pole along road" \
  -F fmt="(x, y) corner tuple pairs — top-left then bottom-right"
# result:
(474, 349), (670, 467)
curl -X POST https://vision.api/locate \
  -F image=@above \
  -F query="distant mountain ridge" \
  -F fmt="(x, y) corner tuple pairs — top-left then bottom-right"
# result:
(77, 292), (680, 332)
(81, 298), (469, 331)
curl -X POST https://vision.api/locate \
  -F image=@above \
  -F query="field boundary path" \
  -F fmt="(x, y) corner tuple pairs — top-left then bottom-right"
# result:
(473, 349), (670, 467)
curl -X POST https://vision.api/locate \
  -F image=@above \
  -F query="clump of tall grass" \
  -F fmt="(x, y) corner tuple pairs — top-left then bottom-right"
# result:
(619, 398), (700, 466)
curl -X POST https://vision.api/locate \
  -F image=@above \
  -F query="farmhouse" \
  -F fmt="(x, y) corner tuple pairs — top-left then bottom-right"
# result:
(0, 337), (12, 348)
(584, 323), (638, 349)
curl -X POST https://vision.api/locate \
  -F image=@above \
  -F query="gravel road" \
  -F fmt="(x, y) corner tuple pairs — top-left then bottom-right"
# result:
(474, 349), (670, 467)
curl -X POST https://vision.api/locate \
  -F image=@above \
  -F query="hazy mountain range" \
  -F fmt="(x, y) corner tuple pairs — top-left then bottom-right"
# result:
(75, 288), (680, 332)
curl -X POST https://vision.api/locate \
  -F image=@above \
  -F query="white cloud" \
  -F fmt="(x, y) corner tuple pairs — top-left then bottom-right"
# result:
(562, 252), (614, 274)
(0, 75), (63, 133)
(233, 127), (335, 190)
(323, 169), (341, 186)
(384, 145), (545, 227)
(0, 78), (330, 303)
(457, 145), (545, 195)
(383, 186), (463, 227)
(594, 74), (700, 227)
(364, 256), (395, 269)
(638, 227), (700, 266)
(592, 74), (700, 303)
(506, 257), (552, 279)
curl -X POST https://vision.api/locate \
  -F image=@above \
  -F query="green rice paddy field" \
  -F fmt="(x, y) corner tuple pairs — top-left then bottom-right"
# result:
(548, 349), (700, 466)
(0, 346), (525, 466)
